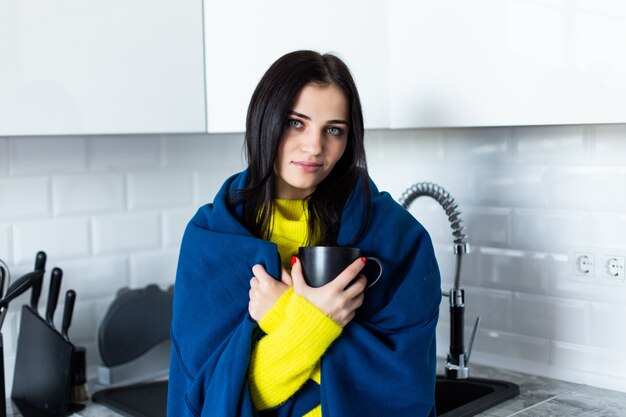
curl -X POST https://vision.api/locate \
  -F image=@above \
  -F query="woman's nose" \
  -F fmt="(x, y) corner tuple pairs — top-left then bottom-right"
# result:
(301, 130), (323, 155)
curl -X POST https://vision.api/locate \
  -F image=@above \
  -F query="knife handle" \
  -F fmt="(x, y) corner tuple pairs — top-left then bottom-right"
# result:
(46, 267), (63, 326)
(30, 275), (43, 312)
(34, 251), (47, 271)
(61, 290), (76, 341)
(0, 270), (43, 308)
(0, 266), (5, 298)
(31, 251), (47, 311)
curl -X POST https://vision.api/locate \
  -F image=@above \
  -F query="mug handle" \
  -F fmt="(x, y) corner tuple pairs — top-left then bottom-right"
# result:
(364, 257), (383, 289)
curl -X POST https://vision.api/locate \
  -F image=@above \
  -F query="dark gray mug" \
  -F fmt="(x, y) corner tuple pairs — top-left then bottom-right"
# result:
(298, 246), (383, 288)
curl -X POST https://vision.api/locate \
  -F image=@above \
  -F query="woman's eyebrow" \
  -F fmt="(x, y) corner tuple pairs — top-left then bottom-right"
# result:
(289, 111), (349, 125)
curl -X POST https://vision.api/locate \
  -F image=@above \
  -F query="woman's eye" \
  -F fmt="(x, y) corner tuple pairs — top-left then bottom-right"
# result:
(327, 126), (344, 136)
(287, 119), (303, 128)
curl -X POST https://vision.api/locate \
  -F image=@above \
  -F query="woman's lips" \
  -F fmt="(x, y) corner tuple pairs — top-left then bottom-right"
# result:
(292, 161), (322, 173)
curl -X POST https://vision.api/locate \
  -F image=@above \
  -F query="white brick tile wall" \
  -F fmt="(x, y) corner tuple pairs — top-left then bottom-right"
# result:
(0, 177), (50, 219)
(374, 163), (476, 206)
(2, 124), (626, 392)
(593, 124), (626, 163)
(54, 299), (97, 345)
(92, 212), (161, 255)
(551, 167), (626, 211)
(368, 162), (428, 199)
(164, 133), (246, 171)
(163, 208), (196, 248)
(549, 253), (626, 306)
(365, 128), (443, 166)
(465, 286), (513, 332)
(512, 209), (590, 252)
(442, 127), (510, 161)
(93, 296), (116, 332)
(435, 322), (450, 357)
(464, 207), (511, 247)
(13, 217), (91, 264)
(551, 341), (626, 380)
(9, 136), (88, 174)
(434, 244), (481, 288)
(435, 246), (456, 289)
(89, 135), (161, 171)
(56, 255), (129, 301)
(52, 173), (125, 215)
(590, 303), (626, 351)
(409, 200), (449, 243)
(194, 170), (233, 204)
(128, 170), (193, 209)
(592, 212), (626, 249)
(512, 293), (590, 344)
(2, 312), (20, 357)
(513, 125), (587, 163)
(81, 340), (101, 374)
(0, 137), (8, 175)
(476, 165), (548, 208)
(474, 328), (551, 364)
(0, 223), (11, 261)
(423, 165), (476, 205)
(478, 248), (550, 294)
(129, 249), (178, 289)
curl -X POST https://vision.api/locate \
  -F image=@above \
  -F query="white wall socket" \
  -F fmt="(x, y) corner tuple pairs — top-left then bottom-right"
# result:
(571, 247), (626, 284)
(573, 252), (595, 276)
(599, 254), (625, 281)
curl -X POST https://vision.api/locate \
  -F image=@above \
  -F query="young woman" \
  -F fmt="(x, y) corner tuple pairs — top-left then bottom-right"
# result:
(168, 50), (441, 417)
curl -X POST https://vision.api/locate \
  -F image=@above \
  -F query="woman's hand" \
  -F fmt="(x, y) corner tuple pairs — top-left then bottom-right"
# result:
(291, 256), (367, 327)
(248, 264), (291, 321)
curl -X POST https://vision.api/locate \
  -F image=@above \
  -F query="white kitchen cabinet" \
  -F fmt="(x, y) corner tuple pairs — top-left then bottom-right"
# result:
(389, 0), (626, 128)
(0, 0), (206, 136)
(203, 0), (388, 132)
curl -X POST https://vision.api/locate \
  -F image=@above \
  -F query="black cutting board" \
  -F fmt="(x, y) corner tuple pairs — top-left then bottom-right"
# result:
(92, 380), (168, 417)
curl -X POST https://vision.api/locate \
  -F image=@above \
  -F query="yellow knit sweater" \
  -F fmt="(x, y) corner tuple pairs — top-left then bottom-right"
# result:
(248, 199), (341, 417)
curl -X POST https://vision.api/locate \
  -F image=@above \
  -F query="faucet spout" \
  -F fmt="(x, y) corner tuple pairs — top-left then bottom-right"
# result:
(399, 182), (469, 289)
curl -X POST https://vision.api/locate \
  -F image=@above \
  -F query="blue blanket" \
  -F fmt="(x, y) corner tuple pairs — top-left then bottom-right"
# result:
(168, 170), (441, 417)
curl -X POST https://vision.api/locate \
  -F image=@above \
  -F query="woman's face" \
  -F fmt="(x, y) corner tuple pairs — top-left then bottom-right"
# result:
(274, 82), (349, 199)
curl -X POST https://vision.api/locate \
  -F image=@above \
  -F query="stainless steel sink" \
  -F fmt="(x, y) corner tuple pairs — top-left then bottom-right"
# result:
(436, 375), (520, 417)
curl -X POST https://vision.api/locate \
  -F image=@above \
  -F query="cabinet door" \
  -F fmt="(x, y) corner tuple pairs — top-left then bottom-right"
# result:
(204, 0), (388, 132)
(389, 0), (626, 128)
(0, 0), (206, 136)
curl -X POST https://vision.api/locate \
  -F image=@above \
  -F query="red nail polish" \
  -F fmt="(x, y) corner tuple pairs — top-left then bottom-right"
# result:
(361, 257), (367, 263)
(291, 256), (297, 266)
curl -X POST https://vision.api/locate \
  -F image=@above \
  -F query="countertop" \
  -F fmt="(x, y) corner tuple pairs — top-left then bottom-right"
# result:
(440, 362), (626, 417)
(5, 361), (626, 416)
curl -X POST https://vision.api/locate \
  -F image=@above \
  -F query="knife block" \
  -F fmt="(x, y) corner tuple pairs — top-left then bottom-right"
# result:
(11, 306), (77, 417)
(1, 333), (6, 417)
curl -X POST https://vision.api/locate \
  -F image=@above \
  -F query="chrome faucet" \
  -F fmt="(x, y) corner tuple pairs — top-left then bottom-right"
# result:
(400, 182), (480, 380)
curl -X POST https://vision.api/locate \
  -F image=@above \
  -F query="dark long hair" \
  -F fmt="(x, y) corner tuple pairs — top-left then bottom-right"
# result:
(230, 50), (370, 246)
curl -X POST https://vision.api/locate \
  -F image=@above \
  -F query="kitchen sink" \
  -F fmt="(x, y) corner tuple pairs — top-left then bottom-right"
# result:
(93, 376), (519, 417)
(435, 375), (520, 417)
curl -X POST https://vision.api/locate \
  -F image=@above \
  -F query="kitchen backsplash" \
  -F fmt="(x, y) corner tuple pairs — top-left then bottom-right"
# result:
(0, 124), (625, 393)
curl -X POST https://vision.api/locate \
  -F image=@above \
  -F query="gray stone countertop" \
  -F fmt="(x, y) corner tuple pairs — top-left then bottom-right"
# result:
(448, 362), (626, 417)
(6, 362), (626, 416)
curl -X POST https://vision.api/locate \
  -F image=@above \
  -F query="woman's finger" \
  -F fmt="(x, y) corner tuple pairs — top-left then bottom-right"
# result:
(343, 275), (367, 298)
(281, 267), (293, 286)
(252, 264), (276, 284)
(330, 257), (366, 290)
(290, 257), (309, 291)
(252, 264), (268, 279)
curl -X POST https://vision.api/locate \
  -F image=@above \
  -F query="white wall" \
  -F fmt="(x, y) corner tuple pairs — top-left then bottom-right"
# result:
(1, 125), (625, 392)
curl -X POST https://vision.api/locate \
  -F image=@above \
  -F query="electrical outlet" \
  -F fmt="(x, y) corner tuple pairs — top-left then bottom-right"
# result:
(573, 252), (595, 277)
(599, 254), (625, 281)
